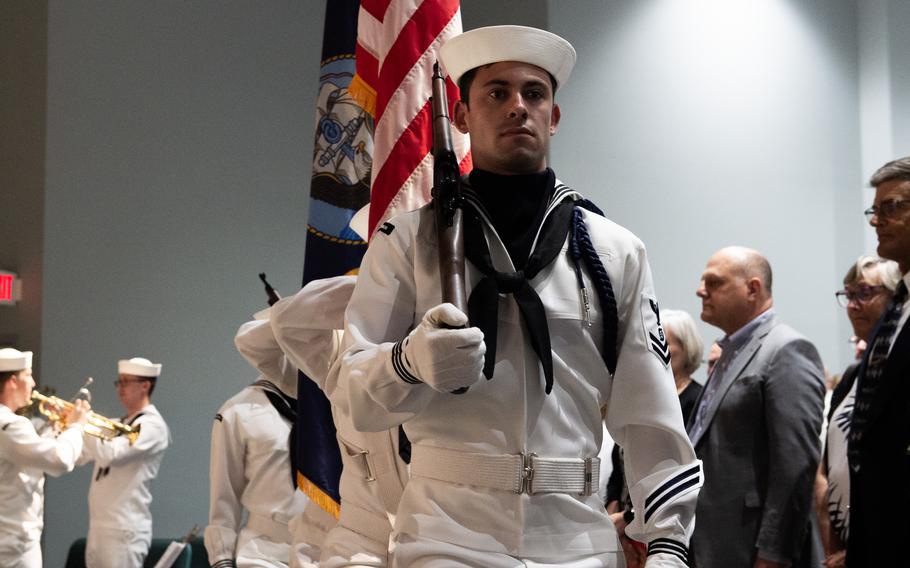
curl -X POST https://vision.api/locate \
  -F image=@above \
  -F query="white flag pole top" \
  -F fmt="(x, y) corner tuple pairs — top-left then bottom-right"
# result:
(439, 25), (577, 89)
(0, 348), (32, 372)
(350, 204), (370, 241)
(117, 357), (162, 378)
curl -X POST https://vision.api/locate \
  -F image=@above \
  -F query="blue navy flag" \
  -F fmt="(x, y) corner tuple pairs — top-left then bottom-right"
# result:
(298, 0), (371, 518)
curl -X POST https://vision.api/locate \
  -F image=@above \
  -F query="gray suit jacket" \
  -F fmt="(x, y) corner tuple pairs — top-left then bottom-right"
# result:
(688, 315), (825, 568)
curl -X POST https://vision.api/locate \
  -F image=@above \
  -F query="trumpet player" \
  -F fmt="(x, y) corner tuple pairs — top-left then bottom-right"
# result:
(0, 347), (90, 568)
(79, 357), (171, 568)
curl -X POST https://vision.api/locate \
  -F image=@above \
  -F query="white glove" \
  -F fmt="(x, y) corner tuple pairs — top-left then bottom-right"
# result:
(398, 303), (485, 393)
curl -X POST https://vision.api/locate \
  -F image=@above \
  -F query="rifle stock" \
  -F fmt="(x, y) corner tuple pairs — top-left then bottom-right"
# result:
(430, 62), (468, 317)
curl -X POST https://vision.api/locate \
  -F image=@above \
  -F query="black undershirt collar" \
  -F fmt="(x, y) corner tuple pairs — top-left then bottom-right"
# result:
(467, 168), (555, 270)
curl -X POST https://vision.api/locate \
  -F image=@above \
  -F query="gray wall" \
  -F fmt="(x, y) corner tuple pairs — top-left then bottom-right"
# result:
(0, 2), (47, 368)
(549, 0), (865, 378)
(41, 2), (326, 564)
(888, 0), (910, 155)
(6, 1), (907, 566)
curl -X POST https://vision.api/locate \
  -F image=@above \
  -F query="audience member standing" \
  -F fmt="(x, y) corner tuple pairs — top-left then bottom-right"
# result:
(689, 247), (825, 568)
(847, 157), (910, 567)
(817, 255), (900, 568)
(661, 309), (705, 421)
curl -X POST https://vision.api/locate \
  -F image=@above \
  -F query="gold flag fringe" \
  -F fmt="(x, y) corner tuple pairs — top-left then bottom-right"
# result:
(297, 472), (341, 519)
(349, 73), (377, 118)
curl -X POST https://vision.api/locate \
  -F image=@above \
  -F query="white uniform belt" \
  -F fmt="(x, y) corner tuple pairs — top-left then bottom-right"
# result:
(338, 501), (392, 545)
(337, 431), (406, 517)
(411, 445), (600, 495)
(245, 513), (291, 542)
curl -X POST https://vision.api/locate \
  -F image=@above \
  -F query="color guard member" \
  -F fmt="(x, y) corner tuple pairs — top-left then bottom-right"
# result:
(206, 316), (334, 568)
(337, 25), (701, 567)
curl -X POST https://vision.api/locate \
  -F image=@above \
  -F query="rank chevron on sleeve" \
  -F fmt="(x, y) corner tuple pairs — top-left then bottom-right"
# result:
(649, 331), (671, 365)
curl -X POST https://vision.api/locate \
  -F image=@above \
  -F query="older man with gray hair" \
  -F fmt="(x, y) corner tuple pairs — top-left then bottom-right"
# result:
(689, 246), (825, 568)
(848, 156), (910, 567)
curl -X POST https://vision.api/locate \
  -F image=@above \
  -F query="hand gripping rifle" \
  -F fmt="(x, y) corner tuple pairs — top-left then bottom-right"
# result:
(430, 62), (468, 317)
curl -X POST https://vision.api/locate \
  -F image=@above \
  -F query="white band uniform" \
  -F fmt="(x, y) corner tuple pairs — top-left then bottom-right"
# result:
(411, 445), (600, 496)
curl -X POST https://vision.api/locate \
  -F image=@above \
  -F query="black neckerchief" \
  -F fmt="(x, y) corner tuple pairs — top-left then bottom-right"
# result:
(125, 412), (144, 426)
(468, 168), (554, 269)
(461, 173), (577, 394)
(253, 379), (298, 488)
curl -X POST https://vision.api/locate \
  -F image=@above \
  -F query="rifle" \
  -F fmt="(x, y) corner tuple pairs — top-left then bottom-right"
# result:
(430, 62), (468, 316)
(258, 273), (281, 306)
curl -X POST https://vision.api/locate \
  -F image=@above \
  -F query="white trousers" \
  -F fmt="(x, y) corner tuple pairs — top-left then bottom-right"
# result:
(0, 536), (41, 568)
(391, 535), (626, 568)
(319, 525), (389, 567)
(239, 525), (317, 568)
(86, 526), (151, 568)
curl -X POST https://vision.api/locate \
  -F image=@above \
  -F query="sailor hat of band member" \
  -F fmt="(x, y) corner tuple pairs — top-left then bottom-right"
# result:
(0, 348), (33, 372)
(439, 25), (577, 90)
(118, 357), (162, 378)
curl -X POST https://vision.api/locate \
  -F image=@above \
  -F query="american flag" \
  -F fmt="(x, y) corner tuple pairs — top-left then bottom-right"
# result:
(349, 0), (472, 236)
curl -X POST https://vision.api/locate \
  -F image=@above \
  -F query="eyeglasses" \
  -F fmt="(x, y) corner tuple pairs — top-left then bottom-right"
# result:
(113, 378), (149, 387)
(864, 198), (910, 223)
(835, 285), (885, 307)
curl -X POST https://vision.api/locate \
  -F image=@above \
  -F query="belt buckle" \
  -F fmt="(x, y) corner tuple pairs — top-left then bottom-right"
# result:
(358, 450), (376, 482)
(516, 452), (538, 495)
(581, 457), (594, 496)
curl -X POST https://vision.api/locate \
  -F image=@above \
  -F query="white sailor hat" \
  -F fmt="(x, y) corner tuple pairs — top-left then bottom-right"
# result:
(118, 357), (162, 378)
(439, 25), (576, 90)
(0, 348), (33, 372)
(235, 317), (299, 396)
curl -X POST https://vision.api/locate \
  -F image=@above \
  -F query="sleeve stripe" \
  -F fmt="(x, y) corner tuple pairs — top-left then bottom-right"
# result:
(648, 537), (688, 554)
(644, 476), (700, 523)
(210, 560), (235, 568)
(644, 463), (701, 509)
(647, 538), (689, 564)
(392, 339), (423, 384)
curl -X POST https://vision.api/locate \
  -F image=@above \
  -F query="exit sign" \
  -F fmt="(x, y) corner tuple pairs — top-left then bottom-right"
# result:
(0, 271), (20, 305)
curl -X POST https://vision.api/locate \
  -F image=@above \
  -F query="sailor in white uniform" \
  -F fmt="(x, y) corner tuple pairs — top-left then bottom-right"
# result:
(271, 275), (409, 567)
(81, 357), (171, 568)
(205, 314), (335, 568)
(0, 348), (89, 568)
(337, 26), (702, 567)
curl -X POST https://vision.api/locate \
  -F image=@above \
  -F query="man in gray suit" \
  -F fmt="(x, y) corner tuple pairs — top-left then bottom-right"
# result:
(688, 246), (825, 568)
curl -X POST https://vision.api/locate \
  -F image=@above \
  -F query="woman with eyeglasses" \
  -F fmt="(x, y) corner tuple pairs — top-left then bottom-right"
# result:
(816, 255), (900, 568)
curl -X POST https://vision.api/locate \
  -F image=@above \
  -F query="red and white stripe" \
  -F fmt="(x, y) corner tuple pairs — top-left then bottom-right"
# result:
(354, 0), (471, 237)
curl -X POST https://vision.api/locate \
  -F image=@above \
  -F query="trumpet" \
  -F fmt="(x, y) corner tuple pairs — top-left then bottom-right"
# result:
(30, 390), (141, 445)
